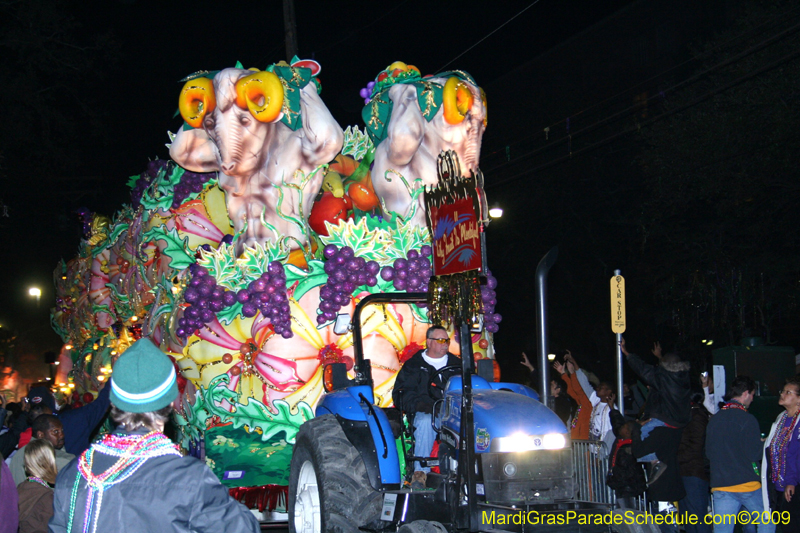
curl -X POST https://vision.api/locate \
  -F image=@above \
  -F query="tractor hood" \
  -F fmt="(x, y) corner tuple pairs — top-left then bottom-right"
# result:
(441, 388), (569, 454)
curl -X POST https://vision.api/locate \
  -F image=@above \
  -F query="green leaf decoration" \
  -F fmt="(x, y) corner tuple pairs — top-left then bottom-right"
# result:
(174, 393), (210, 450)
(142, 226), (195, 271)
(202, 375), (313, 443)
(197, 242), (288, 292)
(341, 126), (374, 161)
(321, 216), (431, 267)
(126, 174), (142, 189)
(104, 282), (130, 304)
(107, 223), (129, 247)
(91, 303), (111, 316)
(285, 261), (327, 302)
(140, 163), (182, 210)
(197, 244), (242, 290)
(138, 162), (219, 211)
(216, 302), (243, 325)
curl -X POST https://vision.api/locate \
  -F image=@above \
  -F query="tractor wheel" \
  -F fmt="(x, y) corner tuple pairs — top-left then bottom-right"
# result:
(398, 520), (448, 533)
(289, 414), (383, 533)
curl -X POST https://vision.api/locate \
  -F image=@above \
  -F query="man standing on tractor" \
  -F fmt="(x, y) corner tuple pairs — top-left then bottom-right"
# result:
(393, 325), (460, 487)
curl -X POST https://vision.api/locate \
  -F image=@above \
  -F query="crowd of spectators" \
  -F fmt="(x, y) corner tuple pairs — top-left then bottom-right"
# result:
(531, 339), (800, 533)
(0, 338), (258, 533)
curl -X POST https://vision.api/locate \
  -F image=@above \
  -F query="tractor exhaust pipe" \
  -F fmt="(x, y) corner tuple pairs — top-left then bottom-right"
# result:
(535, 246), (558, 407)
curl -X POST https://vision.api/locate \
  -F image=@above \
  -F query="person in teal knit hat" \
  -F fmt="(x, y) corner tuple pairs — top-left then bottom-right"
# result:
(49, 338), (259, 533)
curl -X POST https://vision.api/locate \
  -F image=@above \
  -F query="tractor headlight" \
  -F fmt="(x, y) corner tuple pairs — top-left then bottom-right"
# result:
(490, 432), (569, 452)
(492, 433), (534, 453)
(541, 433), (567, 449)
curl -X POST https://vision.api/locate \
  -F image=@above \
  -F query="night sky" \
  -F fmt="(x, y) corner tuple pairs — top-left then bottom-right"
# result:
(3, 0), (796, 386)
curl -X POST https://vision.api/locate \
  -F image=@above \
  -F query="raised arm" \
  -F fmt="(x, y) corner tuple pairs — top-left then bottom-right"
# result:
(621, 338), (657, 386)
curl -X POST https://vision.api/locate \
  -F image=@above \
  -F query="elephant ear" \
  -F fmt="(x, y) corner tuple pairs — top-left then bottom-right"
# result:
(169, 127), (220, 173)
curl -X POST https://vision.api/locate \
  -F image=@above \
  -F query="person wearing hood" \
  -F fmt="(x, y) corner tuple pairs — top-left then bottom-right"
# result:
(620, 338), (691, 486)
(48, 338), (259, 533)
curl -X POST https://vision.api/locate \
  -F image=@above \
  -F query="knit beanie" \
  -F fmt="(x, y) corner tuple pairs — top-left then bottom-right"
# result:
(110, 338), (178, 413)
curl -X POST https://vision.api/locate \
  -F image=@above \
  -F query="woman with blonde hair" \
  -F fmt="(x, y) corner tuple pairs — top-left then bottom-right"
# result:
(17, 438), (56, 533)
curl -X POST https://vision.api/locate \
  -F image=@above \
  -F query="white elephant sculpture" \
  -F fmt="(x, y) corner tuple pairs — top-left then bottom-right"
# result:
(363, 65), (487, 227)
(170, 62), (344, 254)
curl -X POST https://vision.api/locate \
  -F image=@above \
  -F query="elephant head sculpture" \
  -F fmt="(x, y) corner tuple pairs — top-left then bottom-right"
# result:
(363, 64), (487, 226)
(170, 62), (344, 254)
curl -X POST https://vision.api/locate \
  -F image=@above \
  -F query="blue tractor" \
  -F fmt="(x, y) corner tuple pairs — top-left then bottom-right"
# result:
(288, 293), (576, 533)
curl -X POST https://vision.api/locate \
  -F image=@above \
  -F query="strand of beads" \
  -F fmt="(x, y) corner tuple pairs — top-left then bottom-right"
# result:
(769, 411), (800, 485)
(26, 476), (51, 489)
(68, 432), (182, 533)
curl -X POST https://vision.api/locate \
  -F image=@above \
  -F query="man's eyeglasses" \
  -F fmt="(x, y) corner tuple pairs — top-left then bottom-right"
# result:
(428, 338), (449, 345)
(779, 389), (799, 396)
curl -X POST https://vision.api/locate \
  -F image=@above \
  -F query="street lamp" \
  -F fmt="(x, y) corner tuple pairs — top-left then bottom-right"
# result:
(29, 287), (41, 305)
(489, 205), (504, 219)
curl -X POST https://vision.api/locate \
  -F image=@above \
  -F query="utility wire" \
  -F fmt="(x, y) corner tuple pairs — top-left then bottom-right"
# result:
(485, 47), (800, 190)
(483, 18), (800, 176)
(437, 0), (541, 72)
(311, 0), (411, 55)
(482, 4), (800, 161)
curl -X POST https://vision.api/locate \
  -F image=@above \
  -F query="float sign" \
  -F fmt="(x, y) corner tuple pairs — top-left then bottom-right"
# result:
(429, 197), (482, 276)
(610, 275), (626, 333)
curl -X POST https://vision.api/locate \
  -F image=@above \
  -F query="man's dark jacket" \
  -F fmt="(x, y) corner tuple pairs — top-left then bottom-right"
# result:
(59, 382), (112, 456)
(705, 403), (763, 489)
(49, 428), (259, 533)
(677, 403), (710, 480)
(0, 407), (28, 458)
(626, 353), (691, 427)
(393, 350), (461, 415)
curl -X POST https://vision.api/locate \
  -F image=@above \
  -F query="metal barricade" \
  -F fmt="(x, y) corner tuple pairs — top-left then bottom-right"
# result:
(570, 440), (649, 511)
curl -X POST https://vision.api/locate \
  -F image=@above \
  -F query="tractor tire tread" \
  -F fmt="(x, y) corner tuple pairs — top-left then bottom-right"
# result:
(289, 414), (382, 533)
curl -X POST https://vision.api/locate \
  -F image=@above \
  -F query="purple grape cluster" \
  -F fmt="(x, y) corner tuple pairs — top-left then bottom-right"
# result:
(481, 270), (502, 334)
(235, 261), (293, 338)
(178, 266), (236, 337)
(359, 80), (377, 105)
(172, 170), (215, 209)
(131, 159), (168, 207)
(318, 245), (379, 325)
(178, 261), (293, 339)
(378, 245), (433, 292)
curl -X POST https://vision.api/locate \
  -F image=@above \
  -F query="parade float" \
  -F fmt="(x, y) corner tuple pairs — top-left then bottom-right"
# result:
(51, 58), (501, 512)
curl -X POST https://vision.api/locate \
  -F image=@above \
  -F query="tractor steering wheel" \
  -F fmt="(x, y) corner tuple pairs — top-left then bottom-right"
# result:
(428, 365), (462, 399)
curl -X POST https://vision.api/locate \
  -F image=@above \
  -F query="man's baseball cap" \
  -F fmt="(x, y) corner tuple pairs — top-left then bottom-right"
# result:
(27, 387), (56, 412)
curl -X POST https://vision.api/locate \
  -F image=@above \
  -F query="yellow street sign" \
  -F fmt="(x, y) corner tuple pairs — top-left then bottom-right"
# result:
(611, 275), (626, 333)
